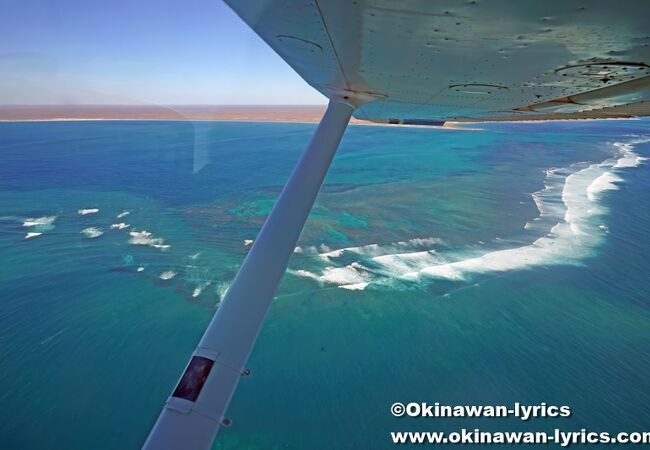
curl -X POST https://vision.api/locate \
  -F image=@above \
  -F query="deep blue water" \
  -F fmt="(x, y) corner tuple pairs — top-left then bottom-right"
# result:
(0, 119), (649, 449)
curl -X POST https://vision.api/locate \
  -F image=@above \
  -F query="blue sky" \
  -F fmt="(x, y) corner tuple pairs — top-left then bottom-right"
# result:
(0, 0), (325, 105)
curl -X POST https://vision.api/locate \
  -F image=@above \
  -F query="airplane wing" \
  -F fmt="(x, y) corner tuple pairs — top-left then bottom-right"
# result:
(225, 0), (650, 123)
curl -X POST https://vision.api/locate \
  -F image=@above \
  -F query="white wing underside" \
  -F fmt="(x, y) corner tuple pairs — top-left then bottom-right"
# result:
(225, 0), (650, 122)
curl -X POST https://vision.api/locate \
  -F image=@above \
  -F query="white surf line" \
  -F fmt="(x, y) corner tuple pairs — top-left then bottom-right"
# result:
(587, 172), (623, 202)
(291, 239), (444, 289)
(296, 137), (649, 290)
(372, 249), (446, 275)
(525, 167), (566, 231)
(339, 282), (369, 290)
(612, 138), (649, 168)
(318, 237), (443, 260)
(400, 138), (649, 284)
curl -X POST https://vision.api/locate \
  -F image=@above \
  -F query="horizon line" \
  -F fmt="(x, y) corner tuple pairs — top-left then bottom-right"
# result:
(0, 104), (329, 108)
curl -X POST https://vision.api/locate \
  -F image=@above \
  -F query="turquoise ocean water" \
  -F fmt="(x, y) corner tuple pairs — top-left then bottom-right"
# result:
(0, 120), (649, 449)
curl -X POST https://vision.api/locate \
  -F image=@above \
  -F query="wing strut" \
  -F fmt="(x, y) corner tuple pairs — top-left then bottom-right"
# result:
(143, 99), (355, 450)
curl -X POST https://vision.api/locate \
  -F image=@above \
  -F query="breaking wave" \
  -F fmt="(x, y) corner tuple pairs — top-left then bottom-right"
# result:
(587, 172), (623, 202)
(22, 216), (57, 235)
(159, 271), (177, 280)
(319, 237), (442, 260)
(292, 137), (648, 291)
(23, 216), (56, 228)
(129, 230), (170, 250)
(81, 227), (104, 238)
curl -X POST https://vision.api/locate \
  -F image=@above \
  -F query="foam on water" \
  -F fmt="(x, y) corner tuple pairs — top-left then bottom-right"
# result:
(613, 140), (649, 168)
(129, 230), (170, 250)
(292, 262), (374, 288)
(159, 271), (177, 280)
(189, 279), (213, 298)
(524, 168), (566, 232)
(587, 172), (623, 202)
(321, 262), (372, 285)
(110, 223), (130, 230)
(215, 282), (230, 302)
(81, 227), (104, 238)
(405, 140), (645, 283)
(22, 216), (56, 233)
(295, 138), (648, 290)
(319, 237), (443, 260)
(372, 250), (445, 276)
(116, 211), (130, 218)
(23, 216), (56, 228)
(339, 282), (369, 290)
(78, 208), (99, 215)
(290, 269), (320, 281)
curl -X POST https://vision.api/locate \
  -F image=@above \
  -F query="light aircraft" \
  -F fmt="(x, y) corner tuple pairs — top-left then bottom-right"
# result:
(143, 1), (650, 448)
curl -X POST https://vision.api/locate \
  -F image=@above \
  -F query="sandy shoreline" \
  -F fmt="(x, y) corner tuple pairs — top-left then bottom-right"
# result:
(0, 105), (483, 129)
(0, 105), (355, 124)
(1, 105), (625, 128)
